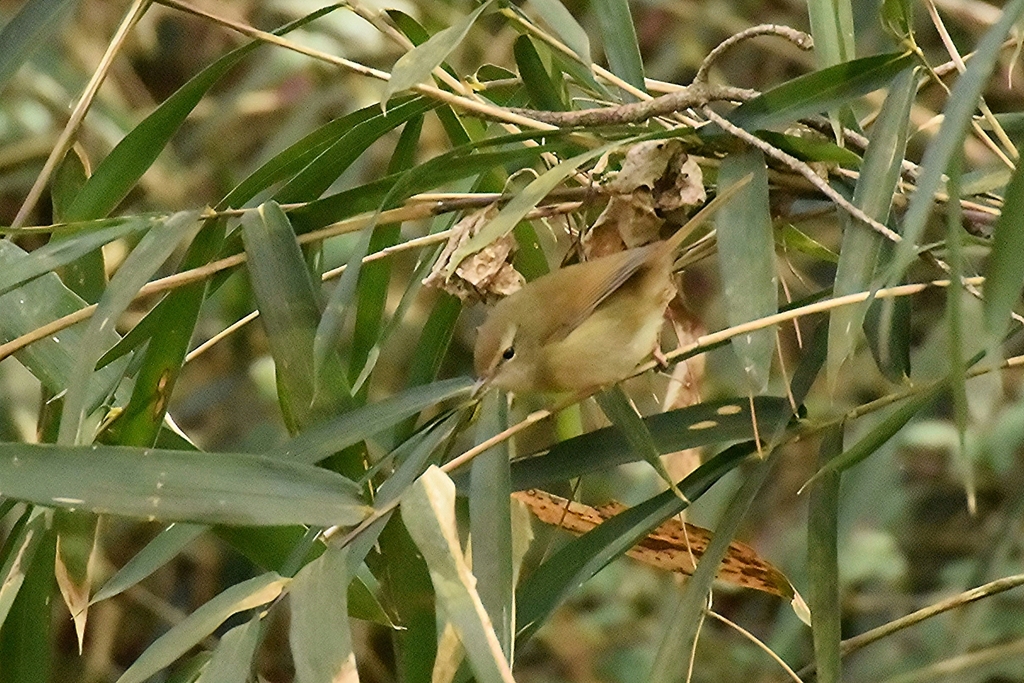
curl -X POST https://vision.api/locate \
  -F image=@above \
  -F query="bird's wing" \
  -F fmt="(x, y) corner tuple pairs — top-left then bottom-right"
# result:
(543, 244), (662, 344)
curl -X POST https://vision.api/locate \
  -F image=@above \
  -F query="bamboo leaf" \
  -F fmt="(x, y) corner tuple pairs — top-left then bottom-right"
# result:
(715, 151), (776, 394)
(402, 466), (515, 683)
(887, 0), (1024, 282)
(116, 574), (288, 683)
(0, 443), (370, 527)
(591, 0), (645, 94)
(383, 2), (492, 108)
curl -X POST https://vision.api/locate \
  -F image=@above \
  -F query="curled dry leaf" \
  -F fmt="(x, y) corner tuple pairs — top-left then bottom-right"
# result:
(423, 205), (525, 302)
(512, 489), (798, 600)
(586, 140), (706, 255)
(584, 190), (661, 256)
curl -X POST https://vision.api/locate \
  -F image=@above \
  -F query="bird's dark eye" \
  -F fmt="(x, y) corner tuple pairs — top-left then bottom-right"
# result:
(501, 346), (516, 361)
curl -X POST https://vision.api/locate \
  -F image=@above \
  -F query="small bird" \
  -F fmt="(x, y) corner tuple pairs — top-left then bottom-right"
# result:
(473, 182), (743, 394)
(474, 241), (675, 393)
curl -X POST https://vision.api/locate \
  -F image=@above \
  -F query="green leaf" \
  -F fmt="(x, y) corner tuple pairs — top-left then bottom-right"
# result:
(881, 0), (914, 41)
(515, 442), (752, 643)
(241, 202), (347, 432)
(446, 140), (618, 273)
(591, 0), (645, 94)
(502, 396), (790, 491)
(0, 442), (370, 527)
(58, 211), (203, 446)
(828, 68), (915, 388)
(195, 616), (261, 683)
(92, 523), (206, 604)
(113, 218), (228, 447)
(715, 151), (776, 393)
(274, 377), (475, 465)
(650, 444), (777, 683)
(274, 97), (435, 204)
(807, 0), (856, 68)
(514, 35), (568, 111)
(402, 467), (515, 683)
(0, 521), (54, 683)
(755, 131), (862, 167)
(887, 0), (1024, 282)
(0, 240), (128, 410)
(0, 0), (76, 95)
(808, 425), (844, 683)
(469, 392), (513, 660)
(0, 508), (49, 630)
(348, 115), (424, 396)
(383, 2), (492, 108)
(63, 6), (342, 221)
(289, 134), (566, 232)
(945, 157), (975, 511)
(116, 573), (288, 683)
(526, 0), (592, 64)
(289, 544), (357, 683)
(52, 148), (106, 303)
(863, 281), (912, 382)
(984, 155), (1024, 344)
(778, 223), (839, 263)
(54, 509), (98, 649)
(0, 216), (158, 299)
(595, 385), (679, 491)
(727, 52), (916, 132)
(803, 383), (945, 487)
(219, 96), (418, 209)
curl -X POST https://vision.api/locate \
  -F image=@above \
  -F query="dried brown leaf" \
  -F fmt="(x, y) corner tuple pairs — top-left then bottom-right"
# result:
(423, 206), (524, 302)
(513, 489), (796, 599)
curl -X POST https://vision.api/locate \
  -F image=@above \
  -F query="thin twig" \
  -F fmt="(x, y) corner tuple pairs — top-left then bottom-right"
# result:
(705, 610), (802, 683)
(506, 83), (758, 127)
(0, 199), (583, 363)
(156, 0), (557, 131)
(797, 572), (1024, 678)
(701, 108), (904, 244)
(695, 24), (813, 84)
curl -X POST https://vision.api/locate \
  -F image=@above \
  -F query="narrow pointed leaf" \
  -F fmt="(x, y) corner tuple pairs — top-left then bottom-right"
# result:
(515, 442), (753, 643)
(887, 0), (1024, 282)
(984, 156), (1024, 343)
(290, 544), (358, 683)
(383, 2), (491, 107)
(650, 446), (777, 683)
(92, 523), (206, 604)
(0, 0), (76, 95)
(716, 151), (776, 393)
(195, 617), (261, 683)
(526, 0), (592, 64)
(808, 425), (844, 683)
(469, 392), (513, 660)
(275, 377), (474, 465)
(64, 6), (341, 221)
(504, 396), (790, 491)
(828, 68), (915, 388)
(58, 211), (202, 445)
(447, 141), (618, 272)
(727, 52), (915, 132)
(0, 240), (128, 410)
(591, 0), (645, 93)
(402, 466), (515, 683)
(116, 573), (288, 683)
(0, 443), (370, 527)
(241, 202), (345, 432)
(0, 508), (48, 630)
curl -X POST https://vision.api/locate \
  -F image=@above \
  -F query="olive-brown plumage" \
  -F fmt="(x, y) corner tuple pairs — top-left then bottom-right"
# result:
(473, 242), (676, 393)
